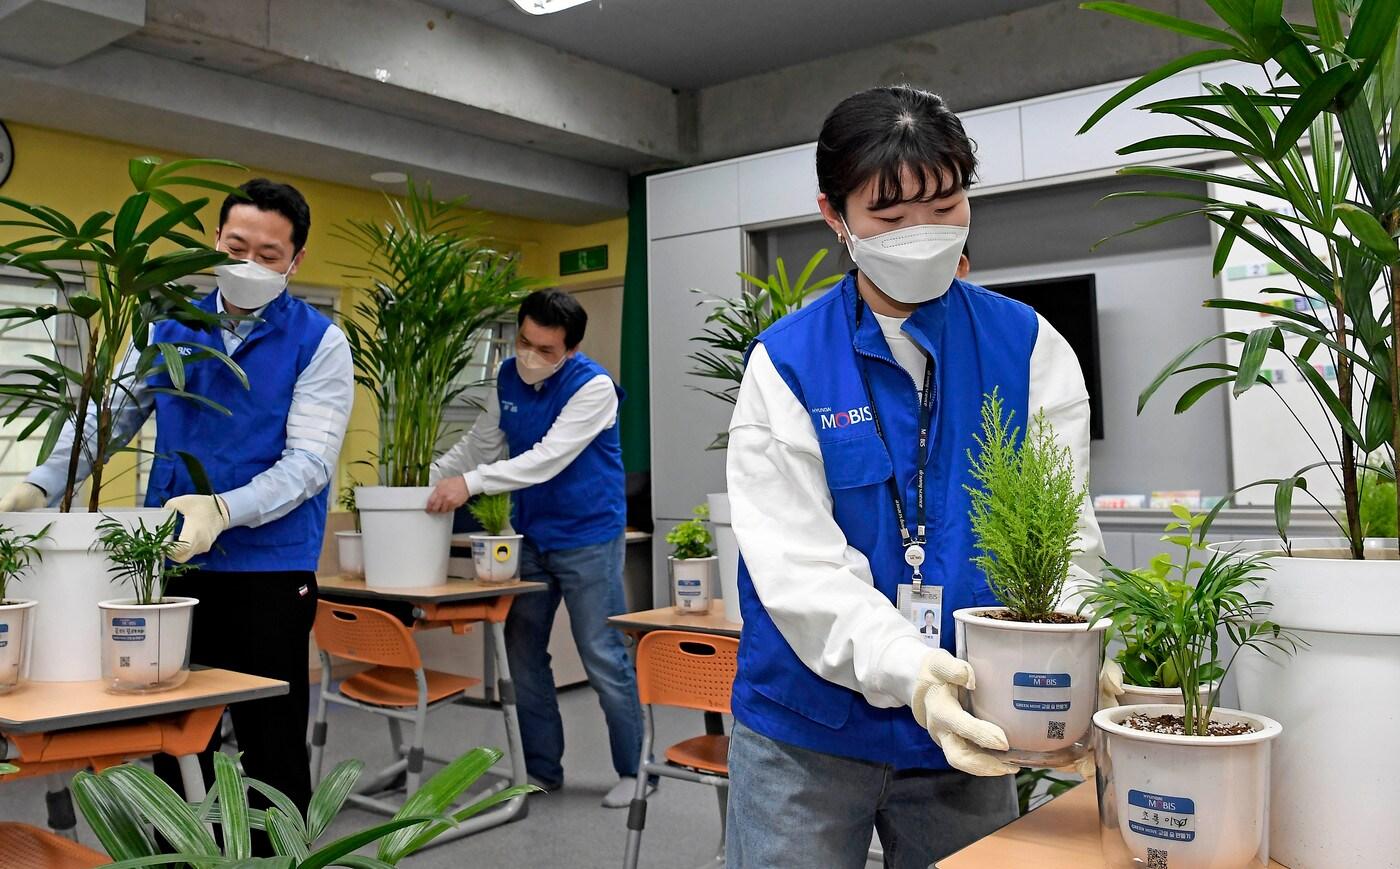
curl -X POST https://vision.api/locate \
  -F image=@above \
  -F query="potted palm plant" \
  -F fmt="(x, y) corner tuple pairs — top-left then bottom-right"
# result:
(0, 523), (48, 694)
(95, 513), (196, 693)
(1081, 2), (1400, 863)
(665, 503), (716, 614)
(466, 492), (522, 583)
(335, 483), (363, 577)
(688, 249), (842, 622)
(952, 389), (1105, 767)
(342, 181), (534, 589)
(0, 157), (247, 682)
(1081, 534), (1299, 869)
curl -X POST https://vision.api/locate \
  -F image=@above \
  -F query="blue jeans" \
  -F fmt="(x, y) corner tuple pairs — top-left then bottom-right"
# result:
(505, 534), (642, 785)
(726, 721), (1017, 868)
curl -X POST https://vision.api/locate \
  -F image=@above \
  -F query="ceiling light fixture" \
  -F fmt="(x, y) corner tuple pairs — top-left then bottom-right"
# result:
(506, 0), (593, 15)
(370, 171), (408, 183)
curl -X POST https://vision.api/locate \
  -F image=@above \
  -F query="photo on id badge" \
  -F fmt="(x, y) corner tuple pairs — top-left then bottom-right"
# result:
(898, 584), (943, 648)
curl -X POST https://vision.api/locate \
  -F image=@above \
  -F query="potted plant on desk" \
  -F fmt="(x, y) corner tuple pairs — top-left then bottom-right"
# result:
(467, 492), (522, 583)
(666, 504), (716, 614)
(0, 523), (48, 694)
(335, 483), (364, 577)
(952, 389), (1105, 767)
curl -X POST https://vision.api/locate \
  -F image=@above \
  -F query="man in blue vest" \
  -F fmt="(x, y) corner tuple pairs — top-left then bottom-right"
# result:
(0, 179), (353, 825)
(427, 289), (644, 808)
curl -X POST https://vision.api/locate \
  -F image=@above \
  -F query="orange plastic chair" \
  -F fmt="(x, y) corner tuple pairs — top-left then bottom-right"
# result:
(623, 630), (739, 869)
(0, 822), (107, 868)
(310, 600), (480, 814)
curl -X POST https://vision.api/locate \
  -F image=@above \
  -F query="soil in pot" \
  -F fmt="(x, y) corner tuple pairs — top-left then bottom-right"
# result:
(1123, 713), (1255, 737)
(983, 611), (1087, 624)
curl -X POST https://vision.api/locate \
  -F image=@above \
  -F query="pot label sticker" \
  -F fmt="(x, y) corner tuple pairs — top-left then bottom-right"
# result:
(493, 543), (512, 563)
(112, 617), (147, 642)
(1012, 671), (1072, 712)
(0, 623), (7, 649)
(1127, 789), (1196, 843)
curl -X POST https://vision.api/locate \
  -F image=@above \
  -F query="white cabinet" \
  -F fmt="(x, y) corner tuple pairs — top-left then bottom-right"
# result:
(648, 163), (740, 240)
(738, 145), (820, 226)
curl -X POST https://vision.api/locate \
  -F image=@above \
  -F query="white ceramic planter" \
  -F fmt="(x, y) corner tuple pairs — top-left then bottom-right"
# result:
(1224, 537), (1399, 869)
(1095, 704), (1281, 869)
(98, 597), (197, 694)
(1119, 681), (1216, 709)
(470, 533), (523, 583)
(0, 599), (36, 694)
(670, 556), (716, 614)
(356, 487), (452, 589)
(335, 531), (364, 577)
(3, 508), (171, 682)
(953, 606), (1107, 766)
(707, 492), (741, 624)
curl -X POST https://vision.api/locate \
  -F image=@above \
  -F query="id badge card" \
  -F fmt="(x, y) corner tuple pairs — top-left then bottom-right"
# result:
(898, 583), (943, 648)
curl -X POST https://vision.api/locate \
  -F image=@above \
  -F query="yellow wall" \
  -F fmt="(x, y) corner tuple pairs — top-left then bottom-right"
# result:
(0, 122), (627, 504)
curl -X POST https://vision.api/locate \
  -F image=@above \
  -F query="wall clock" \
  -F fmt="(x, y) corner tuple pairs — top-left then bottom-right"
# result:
(0, 121), (12, 188)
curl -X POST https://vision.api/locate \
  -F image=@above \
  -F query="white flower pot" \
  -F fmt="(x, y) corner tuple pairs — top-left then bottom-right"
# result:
(98, 597), (197, 694)
(0, 599), (37, 694)
(1224, 537), (1399, 869)
(356, 487), (452, 589)
(335, 531), (364, 577)
(1119, 682), (1216, 709)
(469, 533), (523, 583)
(707, 493), (741, 624)
(3, 508), (171, 682)
(1094, 704), (1281, 869)
(953, 606), (1107, 766)
(670, 556), (716, 614)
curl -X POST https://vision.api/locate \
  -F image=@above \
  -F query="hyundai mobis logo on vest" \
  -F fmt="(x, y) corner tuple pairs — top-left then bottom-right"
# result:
(811, 404), (873, 431)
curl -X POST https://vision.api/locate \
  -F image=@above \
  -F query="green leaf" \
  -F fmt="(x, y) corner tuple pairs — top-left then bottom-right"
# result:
(1169, 503), (1193, 521)
(156, 342), (187, 391)
(101, 765), (220, 858)
(66, 295), (102, 319)
(113, 193), (151, 255)
(1296, 362), (1365, 442)
(1081, 3), (1248, 47)
(1335, 204), (1400, 261)
(71, 770), (160, 861)
(378, 747), (503, 860)
(243, 777), (309, 842)
(1140, 332), (1237, 413)
(1274, 63), (1354, 155)
(128, 158), (159, 191)
(175, 450), (217, 496)
(1274, 475), (1306, 540)
(307, 759), (365, 841)
(264, 808), (310, 862)
(301, 816), (447, 869)
(1234, 326), (1278, 396)
(1175, 376), (1235, 414)
(214, 753), (251, 860)
(1077, 47), (1245, 133)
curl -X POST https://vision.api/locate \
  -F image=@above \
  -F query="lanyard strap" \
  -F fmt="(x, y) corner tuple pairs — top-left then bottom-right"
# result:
(853, 298), (936, 589)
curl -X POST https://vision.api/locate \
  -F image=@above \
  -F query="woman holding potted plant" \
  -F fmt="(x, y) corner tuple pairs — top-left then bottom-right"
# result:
(723, 85), (1111, 868)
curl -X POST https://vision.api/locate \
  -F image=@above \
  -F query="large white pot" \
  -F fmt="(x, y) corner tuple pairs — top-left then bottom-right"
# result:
(1226, 537), (1399, 869)
(707, 493), (741, 624)
(3, 508), (170, 682)
(669, 555), (716, 614)
(1094, 704), (1281, 869)
(469, 533), (523, 583)
(356, 487), (452, 589)
(0, 599), (37, 694)
(98, 596), (197, 694)
(1119, 681), (1216, 709)
(335, 531), (364, 577)
(953, 606), (1107, 766)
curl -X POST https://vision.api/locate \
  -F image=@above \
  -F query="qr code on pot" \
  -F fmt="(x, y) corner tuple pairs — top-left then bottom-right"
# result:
(119, 656), (130, 668)
(1147, 847), (1168, 869)
(1046, 720), (1065, 740)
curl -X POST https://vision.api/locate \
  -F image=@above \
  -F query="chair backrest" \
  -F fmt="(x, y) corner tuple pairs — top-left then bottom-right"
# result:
(313, 600), (422, 670)
(635, 630), (739, 714)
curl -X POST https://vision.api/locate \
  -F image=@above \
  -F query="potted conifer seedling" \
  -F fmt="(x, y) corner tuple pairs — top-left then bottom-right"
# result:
(952, 390), (1106, 766)
(1081, 532), (1299, 869)
(666, 504), (716, 614)
(0, 523), (48, 694)
(335, 484), (364, 577)
(467, 493), (522, 583)
(95, 513), (196, 693)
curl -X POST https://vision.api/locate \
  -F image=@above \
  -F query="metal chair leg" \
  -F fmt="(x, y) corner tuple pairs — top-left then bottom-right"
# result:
(623, 705), (656, 869)
(714, 783), (728, 862)
(309, 651), (333, 786)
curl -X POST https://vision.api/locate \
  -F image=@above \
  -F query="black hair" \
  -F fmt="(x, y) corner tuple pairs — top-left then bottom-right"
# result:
(519, 289), (587, 349)
(816, 86), (977, 215)
(218, 178), (311, 253)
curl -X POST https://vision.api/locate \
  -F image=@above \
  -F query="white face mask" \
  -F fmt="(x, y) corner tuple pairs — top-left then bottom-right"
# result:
(841, 217), (969, 304)
(214, 259), (292, 309)
(516, 348), (567, 385)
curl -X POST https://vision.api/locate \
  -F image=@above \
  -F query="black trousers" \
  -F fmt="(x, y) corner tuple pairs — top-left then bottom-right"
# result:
(153, 569), (319, 835)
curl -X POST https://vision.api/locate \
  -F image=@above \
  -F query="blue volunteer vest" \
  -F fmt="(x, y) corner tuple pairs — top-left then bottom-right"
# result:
(733, 273), (1040, 769)
(145, 290), (334, 573)
(496, 352), (626, 552)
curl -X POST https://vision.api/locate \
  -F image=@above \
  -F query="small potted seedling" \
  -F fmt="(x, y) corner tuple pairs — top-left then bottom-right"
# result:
(336, 484), (364, 577)
(467, 493), (522, 583)
(666, 504), (716, 614)
(1081, 535), (1299, 869)
(0, 523), (48, 694)
(94, 513), (197, 693)
(953, 389), (1105, 766)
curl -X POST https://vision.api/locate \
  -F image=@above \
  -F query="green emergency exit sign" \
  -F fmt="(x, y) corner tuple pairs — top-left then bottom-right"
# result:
(560, 244), (608, 276)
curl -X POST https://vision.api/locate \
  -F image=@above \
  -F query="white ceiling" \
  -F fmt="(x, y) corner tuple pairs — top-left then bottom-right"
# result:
(433, 0), (1061, 89)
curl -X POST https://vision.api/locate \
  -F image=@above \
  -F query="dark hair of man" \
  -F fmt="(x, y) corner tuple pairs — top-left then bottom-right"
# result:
(519, 289), (587, 349)
(816, 85), (978, 215)
(217, 178), (312, 254)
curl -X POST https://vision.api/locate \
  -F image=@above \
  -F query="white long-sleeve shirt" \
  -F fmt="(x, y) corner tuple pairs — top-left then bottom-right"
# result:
(727, 312), (1104, 712)
(431, 374), (618, 495)
(27, 293), (354, 528)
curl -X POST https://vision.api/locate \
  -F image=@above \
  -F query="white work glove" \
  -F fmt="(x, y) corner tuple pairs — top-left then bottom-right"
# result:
(165, 494), (230, 564)
(1072, 658), (1126, 778)
(0, 483), (47, 512)
(911, 649), (1020, 777)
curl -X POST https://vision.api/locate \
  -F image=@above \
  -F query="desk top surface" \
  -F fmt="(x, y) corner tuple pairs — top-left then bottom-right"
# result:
(317, 574), (546, 603)
(0, 668), (287, 734)
(608, 607), (741, 638)
(938, 784), (1286, 868)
